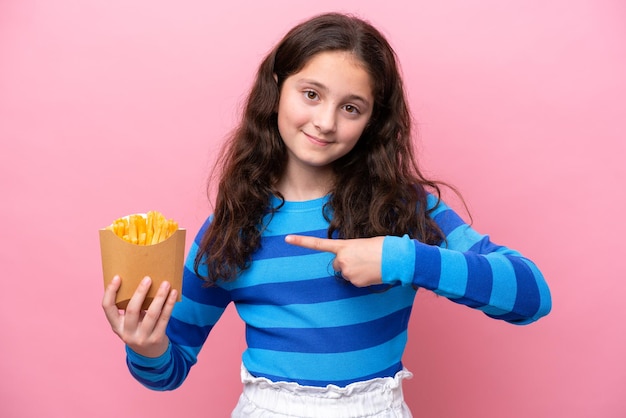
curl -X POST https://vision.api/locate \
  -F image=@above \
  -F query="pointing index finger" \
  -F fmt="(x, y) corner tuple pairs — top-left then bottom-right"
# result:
(285, 235), (342, 254)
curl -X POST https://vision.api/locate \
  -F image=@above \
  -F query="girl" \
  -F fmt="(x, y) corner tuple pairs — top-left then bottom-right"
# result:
(103, 12), (552, 417)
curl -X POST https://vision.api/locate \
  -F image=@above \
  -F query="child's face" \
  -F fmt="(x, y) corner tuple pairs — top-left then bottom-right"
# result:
(277, 51), (374, 177)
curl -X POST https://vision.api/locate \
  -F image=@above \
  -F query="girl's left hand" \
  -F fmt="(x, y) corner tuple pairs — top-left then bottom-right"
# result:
(285, 235), (385, 287)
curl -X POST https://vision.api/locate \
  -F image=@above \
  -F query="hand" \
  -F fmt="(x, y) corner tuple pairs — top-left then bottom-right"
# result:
(285, 235), (385, 287)
(102, 275), (177, 358)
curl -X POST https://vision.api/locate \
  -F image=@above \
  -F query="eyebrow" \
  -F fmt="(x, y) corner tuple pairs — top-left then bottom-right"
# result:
(297, 79), (371, 107)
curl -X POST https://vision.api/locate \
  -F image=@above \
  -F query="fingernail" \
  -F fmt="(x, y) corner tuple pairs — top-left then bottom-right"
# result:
(142, 277), (151, 286)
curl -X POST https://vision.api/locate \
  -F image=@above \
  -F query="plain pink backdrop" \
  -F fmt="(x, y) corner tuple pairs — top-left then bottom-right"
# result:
(1, 1), (624, 417)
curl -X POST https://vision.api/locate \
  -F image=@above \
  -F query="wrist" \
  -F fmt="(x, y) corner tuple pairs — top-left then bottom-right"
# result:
(126, 339), (171, 362)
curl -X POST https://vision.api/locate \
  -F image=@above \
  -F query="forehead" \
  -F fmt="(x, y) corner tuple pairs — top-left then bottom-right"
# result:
(292, 51), (374, 99)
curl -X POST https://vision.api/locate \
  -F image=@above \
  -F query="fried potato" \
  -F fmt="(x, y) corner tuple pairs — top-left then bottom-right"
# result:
(105, 211), (179, 245)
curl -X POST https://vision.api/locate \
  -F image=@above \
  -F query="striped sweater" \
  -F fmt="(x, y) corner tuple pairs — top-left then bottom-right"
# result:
(126, 194), (551, 389)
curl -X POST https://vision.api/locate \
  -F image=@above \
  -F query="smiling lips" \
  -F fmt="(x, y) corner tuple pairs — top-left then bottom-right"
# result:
(304, 132), (333, 146)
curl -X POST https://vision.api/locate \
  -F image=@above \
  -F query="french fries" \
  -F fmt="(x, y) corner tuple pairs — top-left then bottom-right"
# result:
(106, 211), (179, 245)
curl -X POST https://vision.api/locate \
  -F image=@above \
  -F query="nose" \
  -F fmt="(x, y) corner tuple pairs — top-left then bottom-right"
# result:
(313, 104), (337, 133)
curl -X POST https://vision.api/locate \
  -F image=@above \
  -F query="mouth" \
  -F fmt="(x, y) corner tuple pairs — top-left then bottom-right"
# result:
(304, 132), (332, 146)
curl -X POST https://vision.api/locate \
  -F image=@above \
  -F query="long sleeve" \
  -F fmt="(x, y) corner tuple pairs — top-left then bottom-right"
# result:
(125, 217), (232, 390)
(381, 195), (551, 325)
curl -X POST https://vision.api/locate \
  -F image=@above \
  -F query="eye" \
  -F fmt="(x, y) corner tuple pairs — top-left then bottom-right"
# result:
(304, 90), (319, 101)
(343, 104), (360, 115)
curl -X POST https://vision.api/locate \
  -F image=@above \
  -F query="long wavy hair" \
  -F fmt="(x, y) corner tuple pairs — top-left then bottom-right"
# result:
(195, 12), (451, 284)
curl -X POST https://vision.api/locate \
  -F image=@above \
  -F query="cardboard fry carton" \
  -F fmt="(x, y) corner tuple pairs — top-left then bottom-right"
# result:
(99, 220), (186, 310)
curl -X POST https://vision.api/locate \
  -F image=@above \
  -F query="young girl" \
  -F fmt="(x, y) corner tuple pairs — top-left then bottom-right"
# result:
(102, 12), (551, 417)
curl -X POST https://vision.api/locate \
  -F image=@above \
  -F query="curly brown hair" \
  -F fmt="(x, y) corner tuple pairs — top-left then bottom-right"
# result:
(195, 12), (450, 284)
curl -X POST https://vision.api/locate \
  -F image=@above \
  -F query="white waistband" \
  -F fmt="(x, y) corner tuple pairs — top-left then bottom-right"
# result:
(234, 364), (413, 418)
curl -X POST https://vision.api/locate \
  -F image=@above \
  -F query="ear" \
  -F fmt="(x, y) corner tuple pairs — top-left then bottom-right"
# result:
(273, 73), (278, 83)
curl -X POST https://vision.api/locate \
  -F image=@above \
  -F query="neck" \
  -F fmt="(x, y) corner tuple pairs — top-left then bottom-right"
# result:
(275, 165), (334, 202)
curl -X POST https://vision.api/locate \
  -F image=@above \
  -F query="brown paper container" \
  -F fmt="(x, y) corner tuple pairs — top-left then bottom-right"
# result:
(99, 227), (186, 310)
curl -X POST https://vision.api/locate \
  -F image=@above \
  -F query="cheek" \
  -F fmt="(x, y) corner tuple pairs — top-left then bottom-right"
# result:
(343, 122), (369, 145)
(277, 98), (307, 133)
(276, 106), (290, 139)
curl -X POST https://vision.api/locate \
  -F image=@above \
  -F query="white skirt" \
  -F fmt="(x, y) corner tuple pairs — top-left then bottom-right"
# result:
(232, 364), (413, 418)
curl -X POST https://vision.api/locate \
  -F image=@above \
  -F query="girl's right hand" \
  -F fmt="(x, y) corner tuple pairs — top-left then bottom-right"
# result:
(102, 275), (178, 358)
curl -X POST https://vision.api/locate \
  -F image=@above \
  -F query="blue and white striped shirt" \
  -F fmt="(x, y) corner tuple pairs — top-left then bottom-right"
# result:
(126, 194), (551, 389)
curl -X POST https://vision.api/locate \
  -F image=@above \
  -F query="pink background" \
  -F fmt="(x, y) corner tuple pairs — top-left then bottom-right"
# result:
(1, 1), (624, 417)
